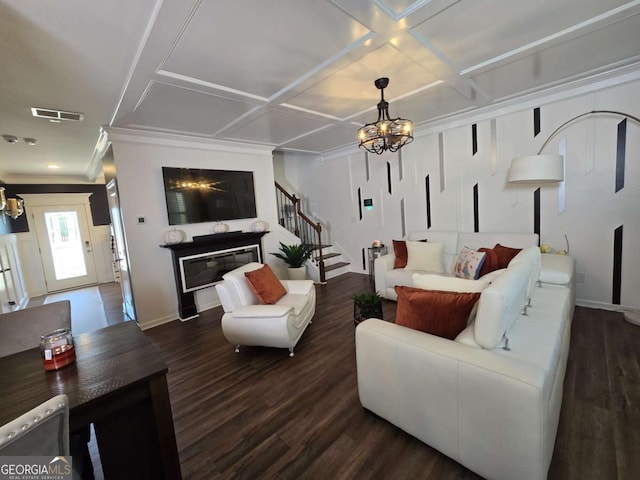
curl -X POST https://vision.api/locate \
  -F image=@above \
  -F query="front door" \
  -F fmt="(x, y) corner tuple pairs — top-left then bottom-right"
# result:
(30, 205), (98, 292)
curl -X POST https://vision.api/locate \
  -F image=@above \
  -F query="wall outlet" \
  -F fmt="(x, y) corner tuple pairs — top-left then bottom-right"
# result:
(576, 272), (585, 284)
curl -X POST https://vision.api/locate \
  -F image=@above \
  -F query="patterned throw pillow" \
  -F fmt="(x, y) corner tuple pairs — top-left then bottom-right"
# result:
(453, 247), (486, 280)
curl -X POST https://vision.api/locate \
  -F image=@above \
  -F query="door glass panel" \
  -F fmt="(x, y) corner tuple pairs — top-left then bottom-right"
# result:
(45, 211), (87, 280)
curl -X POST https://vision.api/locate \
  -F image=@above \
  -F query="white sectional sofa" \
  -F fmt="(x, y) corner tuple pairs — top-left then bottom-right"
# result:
(374, 231), (539, 300)
(358, 232), (576, 480)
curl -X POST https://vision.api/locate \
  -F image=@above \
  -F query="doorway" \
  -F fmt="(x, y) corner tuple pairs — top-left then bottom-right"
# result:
(31, 205), (98, 292)
(22, 194), (99, 293)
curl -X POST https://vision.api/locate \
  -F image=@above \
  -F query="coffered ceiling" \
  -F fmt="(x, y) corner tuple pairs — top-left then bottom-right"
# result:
(2, 0), (640, 182)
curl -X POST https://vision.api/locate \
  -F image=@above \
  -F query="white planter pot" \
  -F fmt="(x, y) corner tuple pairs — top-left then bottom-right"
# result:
(287, 266), (306, 280)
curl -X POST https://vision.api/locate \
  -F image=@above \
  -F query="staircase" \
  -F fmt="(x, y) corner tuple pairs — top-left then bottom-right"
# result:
(275, 182), (350, 282)
(314, 244), (350, 280)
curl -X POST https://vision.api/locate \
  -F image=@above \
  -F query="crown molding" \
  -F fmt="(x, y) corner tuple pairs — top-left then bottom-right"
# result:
(106, 127), (275, 156)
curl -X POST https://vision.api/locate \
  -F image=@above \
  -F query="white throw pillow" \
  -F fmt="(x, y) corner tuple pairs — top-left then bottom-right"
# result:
(453, 247), (486, 280)
(412, 273), (488, 293)
(405, 241), (444, 273)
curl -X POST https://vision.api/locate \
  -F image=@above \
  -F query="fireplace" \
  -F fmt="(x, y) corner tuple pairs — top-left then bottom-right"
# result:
(179, 245), (260, 293)
(161, 231), (267, 319)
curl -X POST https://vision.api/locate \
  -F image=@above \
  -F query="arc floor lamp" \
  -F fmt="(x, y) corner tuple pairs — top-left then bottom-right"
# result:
(507, 109), (640, 183)
(507, 109), (640, 326)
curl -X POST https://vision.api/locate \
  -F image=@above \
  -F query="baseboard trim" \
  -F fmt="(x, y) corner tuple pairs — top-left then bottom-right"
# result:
(141, 300), (222, 330)
(576, 298), (639, 313)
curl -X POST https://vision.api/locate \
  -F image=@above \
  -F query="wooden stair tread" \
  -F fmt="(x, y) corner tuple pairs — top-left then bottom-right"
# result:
(313, 244), (332, 250)
(318, 252), (340, 260)
(324, 262), (350, 272)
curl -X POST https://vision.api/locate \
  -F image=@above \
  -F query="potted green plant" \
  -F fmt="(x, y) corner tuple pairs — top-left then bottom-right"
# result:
(353, 291), (383, 325)
(271, 242), (315, 280)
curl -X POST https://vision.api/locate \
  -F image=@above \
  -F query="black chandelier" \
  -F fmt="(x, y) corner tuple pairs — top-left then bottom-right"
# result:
(357, 77), (413, 154)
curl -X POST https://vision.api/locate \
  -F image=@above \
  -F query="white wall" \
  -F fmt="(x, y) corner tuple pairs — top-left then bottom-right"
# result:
(0, 234), (28, 311)
(287, 78), (640, 312)
(109, 130), (279, 329)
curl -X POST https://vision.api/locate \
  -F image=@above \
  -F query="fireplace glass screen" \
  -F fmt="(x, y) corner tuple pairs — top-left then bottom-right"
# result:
(179, 245), (260, 293)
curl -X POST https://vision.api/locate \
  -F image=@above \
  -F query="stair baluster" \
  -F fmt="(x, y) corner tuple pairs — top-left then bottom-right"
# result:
(275, 182), (326, 282)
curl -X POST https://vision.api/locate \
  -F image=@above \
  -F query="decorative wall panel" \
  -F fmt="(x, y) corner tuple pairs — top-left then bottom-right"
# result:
(613, 225), (623, 304)
(294, 79), (640, 311)
(473, 184), (479, 233)
(438, 132), (445, 192)
(400, 198), (406, 238)
(534, 107), (541, 137)
(425, 175), (432, 229)
(472, 124), (478, 155)
(616, 119), (626, 192)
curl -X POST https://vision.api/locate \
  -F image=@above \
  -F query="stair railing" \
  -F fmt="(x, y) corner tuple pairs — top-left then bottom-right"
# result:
(275, 181), (325, 282)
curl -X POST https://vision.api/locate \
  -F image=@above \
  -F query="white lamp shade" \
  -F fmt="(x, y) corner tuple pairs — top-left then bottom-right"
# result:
(507, 154), (564, 184)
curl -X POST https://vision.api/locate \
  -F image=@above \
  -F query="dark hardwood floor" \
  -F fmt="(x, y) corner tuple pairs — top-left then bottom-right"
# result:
(139, 273), (640, 480)
(97, 282), (126, 326)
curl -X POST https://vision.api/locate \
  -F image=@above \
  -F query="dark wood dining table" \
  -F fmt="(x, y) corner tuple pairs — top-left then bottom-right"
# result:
(0, 320), (182, 480)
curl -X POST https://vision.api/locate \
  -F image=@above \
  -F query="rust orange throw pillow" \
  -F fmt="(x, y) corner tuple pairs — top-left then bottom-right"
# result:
(394, 286), (481, 340)
(244, 265), (286, 305)
(393, 240), (408, 269)
(493, 243), (522, 269)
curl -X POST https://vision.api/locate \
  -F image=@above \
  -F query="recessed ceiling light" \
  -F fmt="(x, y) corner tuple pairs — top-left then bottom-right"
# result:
(47, 164), (61, 170)
(49, 119), (61, 123)
(2, 134), (19, 144)
(24, 138), (36, 145)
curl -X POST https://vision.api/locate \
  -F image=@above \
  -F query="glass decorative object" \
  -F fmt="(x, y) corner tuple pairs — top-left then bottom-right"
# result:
(40, 328), (76, 371)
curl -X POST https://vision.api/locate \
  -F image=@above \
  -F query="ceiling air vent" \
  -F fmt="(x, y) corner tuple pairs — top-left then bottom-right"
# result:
(31, 107), (84, 122)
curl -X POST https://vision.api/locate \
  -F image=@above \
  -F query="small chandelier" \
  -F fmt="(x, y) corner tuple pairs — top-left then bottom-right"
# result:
(357, 77), (413, 154)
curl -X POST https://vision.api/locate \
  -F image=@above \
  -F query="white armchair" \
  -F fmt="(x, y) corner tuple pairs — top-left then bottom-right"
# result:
(215, 263), (316, 357)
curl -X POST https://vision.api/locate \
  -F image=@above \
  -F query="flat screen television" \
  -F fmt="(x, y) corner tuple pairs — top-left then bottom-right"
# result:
(162, 167), (257, 225)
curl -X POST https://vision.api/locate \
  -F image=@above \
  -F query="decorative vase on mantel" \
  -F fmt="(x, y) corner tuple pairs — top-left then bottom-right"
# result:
(163, 228), (186, 245)
(213, 222), (229, 234)
(251, 220), (268, 232)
